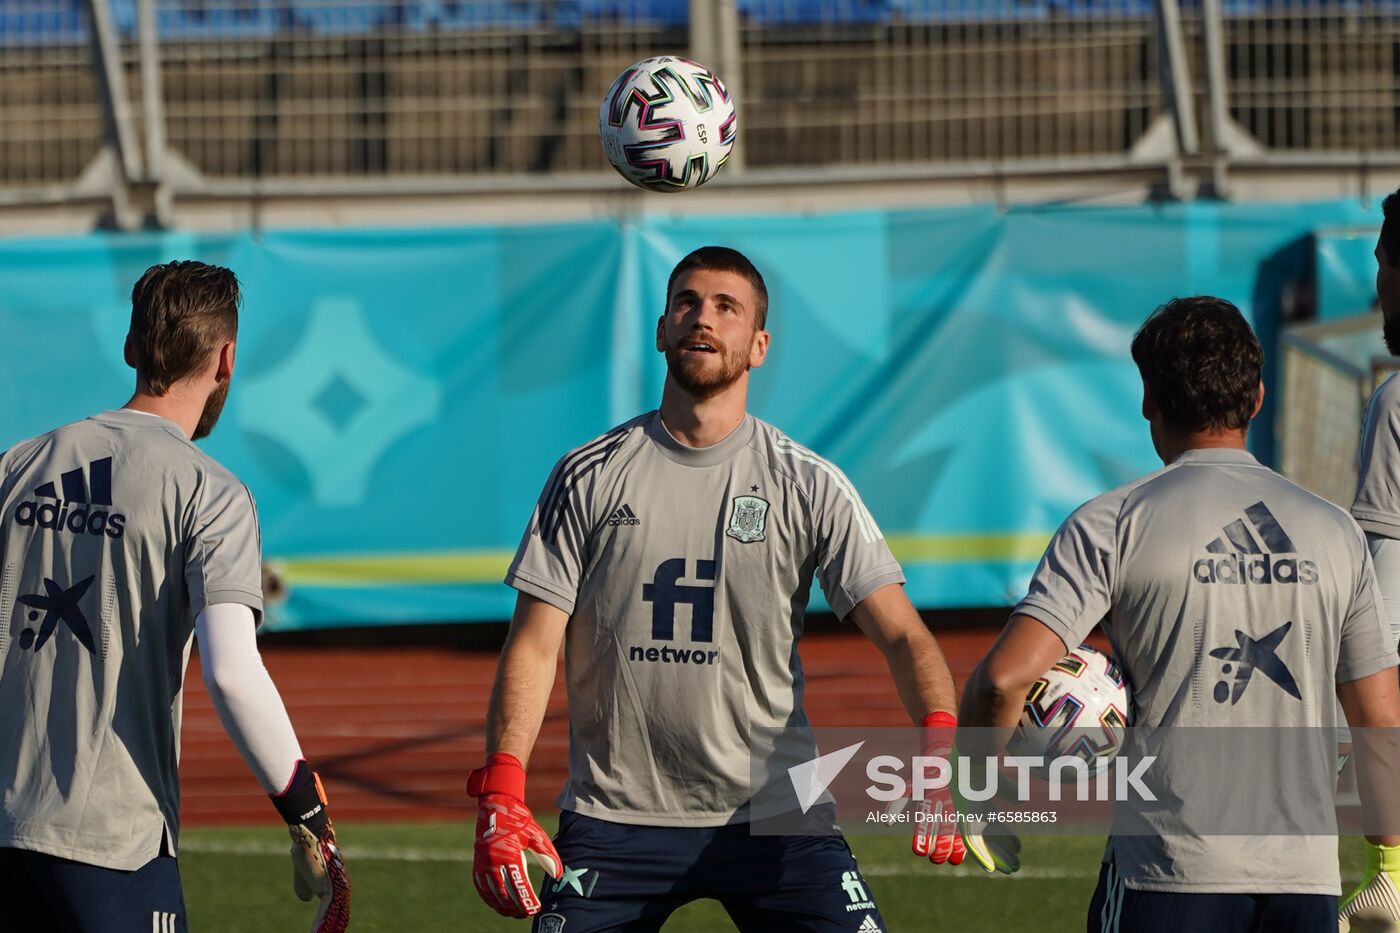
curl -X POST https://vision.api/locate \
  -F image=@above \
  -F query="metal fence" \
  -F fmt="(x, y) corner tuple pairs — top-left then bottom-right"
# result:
(1277, 313), (1399, 506)
(4, 0), (1400, 223)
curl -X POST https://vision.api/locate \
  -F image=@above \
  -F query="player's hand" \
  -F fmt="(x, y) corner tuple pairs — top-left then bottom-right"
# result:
(951, 754), (1022, 875)
(288, 818), (350, 932)
(467, 753), (563, 918)
(1340, 841), (1400, 932)
(910, 712), (965, 866)
(271, 761), (351, 933)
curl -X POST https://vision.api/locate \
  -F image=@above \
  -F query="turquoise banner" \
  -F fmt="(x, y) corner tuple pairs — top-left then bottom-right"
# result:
(0, 200), (1380, 628)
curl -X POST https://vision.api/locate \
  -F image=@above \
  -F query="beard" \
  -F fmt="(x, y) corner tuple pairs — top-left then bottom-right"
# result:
(664, 335), (750, 401)
(1385, 316), (1400, 357)
(193, 379), (230, 441)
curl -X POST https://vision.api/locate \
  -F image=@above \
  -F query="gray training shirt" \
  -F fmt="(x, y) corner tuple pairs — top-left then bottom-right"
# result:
(1354, 373), (1400, 539)
(506, 412), (904, 827)
(1016, 447), (1394, 894)
(0, 410), (264, 870)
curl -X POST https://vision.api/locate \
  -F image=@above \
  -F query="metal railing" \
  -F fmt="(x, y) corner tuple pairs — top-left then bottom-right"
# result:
(3, 0), (1400, 225)
(1278, 312), (1399, 506)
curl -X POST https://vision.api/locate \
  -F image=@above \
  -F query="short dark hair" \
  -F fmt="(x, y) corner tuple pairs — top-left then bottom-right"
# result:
(1130, 296), (1262, 433)
(665, 246), (769, 329)
(128, 261), (241, 395)
(1381, 189), (1400, 267)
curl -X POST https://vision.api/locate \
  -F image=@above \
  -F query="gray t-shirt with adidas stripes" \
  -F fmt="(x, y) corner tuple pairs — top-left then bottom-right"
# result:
(0, 410), (263, 870)
(1016, 447), (1394, 894)
(506, 411), (904, 826)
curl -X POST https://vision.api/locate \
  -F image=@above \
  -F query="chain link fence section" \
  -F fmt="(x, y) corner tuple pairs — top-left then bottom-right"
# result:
(1277, 314), (1391, 507)
(739, 0), (1165, 167)
(1224, 0), (1400, 153)
(0, 1), (105, 188)
(150, 1), (684, 179)
(7, 0), (1400, 195)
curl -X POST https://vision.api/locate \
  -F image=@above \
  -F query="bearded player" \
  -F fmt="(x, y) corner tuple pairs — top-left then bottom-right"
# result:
(0, 262), (349, 932)
(467, 246), (962, 931)
(1343, 188), (1400, 929)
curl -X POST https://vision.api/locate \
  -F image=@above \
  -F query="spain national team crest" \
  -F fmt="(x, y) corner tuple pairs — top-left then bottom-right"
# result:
(538, 914), (566, 933)
(726, 495), (769, 543)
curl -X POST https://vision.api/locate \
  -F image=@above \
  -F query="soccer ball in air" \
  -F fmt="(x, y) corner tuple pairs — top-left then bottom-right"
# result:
(1006, 644), (1130, 779)
(599, 56), (737, 192)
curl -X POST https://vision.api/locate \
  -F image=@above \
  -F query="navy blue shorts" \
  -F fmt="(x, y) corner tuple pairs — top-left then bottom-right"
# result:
(1087, 859), (1337, 933)
(0, 846), (187, 933)
(531, 811), (887, 933)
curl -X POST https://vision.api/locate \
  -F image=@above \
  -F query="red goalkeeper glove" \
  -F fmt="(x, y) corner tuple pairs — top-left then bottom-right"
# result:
(911, 711), (966, 866)
(467, 753), (563, 918)
(270, 760), (350, 933)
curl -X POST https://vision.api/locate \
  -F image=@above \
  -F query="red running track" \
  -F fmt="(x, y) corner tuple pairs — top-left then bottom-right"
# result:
(178, 627), (1006, 827)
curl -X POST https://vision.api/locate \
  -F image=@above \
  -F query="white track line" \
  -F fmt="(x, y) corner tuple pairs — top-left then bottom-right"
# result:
(177, 839), (1095, 878)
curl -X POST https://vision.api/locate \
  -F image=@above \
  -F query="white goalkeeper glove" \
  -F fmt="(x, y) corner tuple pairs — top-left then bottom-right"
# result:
(1340, 842), (1400, 932)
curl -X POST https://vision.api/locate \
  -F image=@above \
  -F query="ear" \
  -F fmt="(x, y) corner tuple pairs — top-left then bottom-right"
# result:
(655, 315), (666, 353)
(749, 328), (770, 370)
(1251, 380), (1265, 419)
(1140, 380), (1157, 422)
(123, 334), (137, 369)
(215, 340), (236, 382)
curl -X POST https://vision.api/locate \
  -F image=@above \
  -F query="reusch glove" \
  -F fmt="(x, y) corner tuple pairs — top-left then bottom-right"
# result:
(910, 712), (966, 866)
(1340, 842), (1400, 932)
(270, 760), (350, 933)
(467, 752), (563, 918)
(952, 752), (1022, 875)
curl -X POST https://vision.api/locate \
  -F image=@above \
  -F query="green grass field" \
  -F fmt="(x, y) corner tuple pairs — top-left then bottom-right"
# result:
(180, 819), (1368, 931)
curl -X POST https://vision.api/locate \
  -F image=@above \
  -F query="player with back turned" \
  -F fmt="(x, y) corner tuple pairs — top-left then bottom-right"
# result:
(466, 246), (965, 932)
(959, 296), (1400, 932)
(0, 262), (350, 932)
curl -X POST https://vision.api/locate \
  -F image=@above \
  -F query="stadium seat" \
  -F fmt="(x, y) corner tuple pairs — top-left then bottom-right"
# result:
(0, 0), (87, 46)
(739, 0), (892, 25)
(573, 1), (689, 27)
(401, 0), (553, 32)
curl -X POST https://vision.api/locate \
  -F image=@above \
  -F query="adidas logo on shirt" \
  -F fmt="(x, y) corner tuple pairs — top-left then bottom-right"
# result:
(1193, 501), (1316, 586)
(856, 916), (883, 933)
(13, 457), (126, 539)
(607, 504), (641, 527)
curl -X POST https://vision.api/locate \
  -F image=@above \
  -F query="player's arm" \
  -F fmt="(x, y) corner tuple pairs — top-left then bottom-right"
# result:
(1338, 668), (1400, 932)
(1335, 525), (1400, 930)
(467, 593), (566, 918)
(196, 605), (349, 933)
(485, 593), (568, 763)
(850, 583), (966, 865)
(850, 582), (956, 720)
(959, 614), (1068, 731)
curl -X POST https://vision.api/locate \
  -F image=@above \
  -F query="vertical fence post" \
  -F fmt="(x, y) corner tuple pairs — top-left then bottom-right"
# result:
(84, 0), (142, 228)
(1157, 0), (1199, 197)
(1201, 0), (1231, 196)
(137, 0), (172, 225)
(690, 0), (744, 172)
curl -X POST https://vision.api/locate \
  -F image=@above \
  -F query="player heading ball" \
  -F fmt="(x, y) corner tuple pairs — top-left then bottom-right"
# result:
(467, 246), (965, 931)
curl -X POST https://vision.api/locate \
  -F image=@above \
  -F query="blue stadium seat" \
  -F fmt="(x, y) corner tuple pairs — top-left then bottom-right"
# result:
(572, 1), (689, 27)
(890, 0), (1050, 21)
(158, 1), (284, 40)
(739, 0), (892, 24)
(0, 0), (87, 46)
(402, 0), (554, 32)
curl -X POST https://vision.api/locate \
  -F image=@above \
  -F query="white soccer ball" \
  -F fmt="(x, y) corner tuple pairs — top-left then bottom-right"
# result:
(599, 56), (737, 193)
(1006, 644), (1131, 779)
